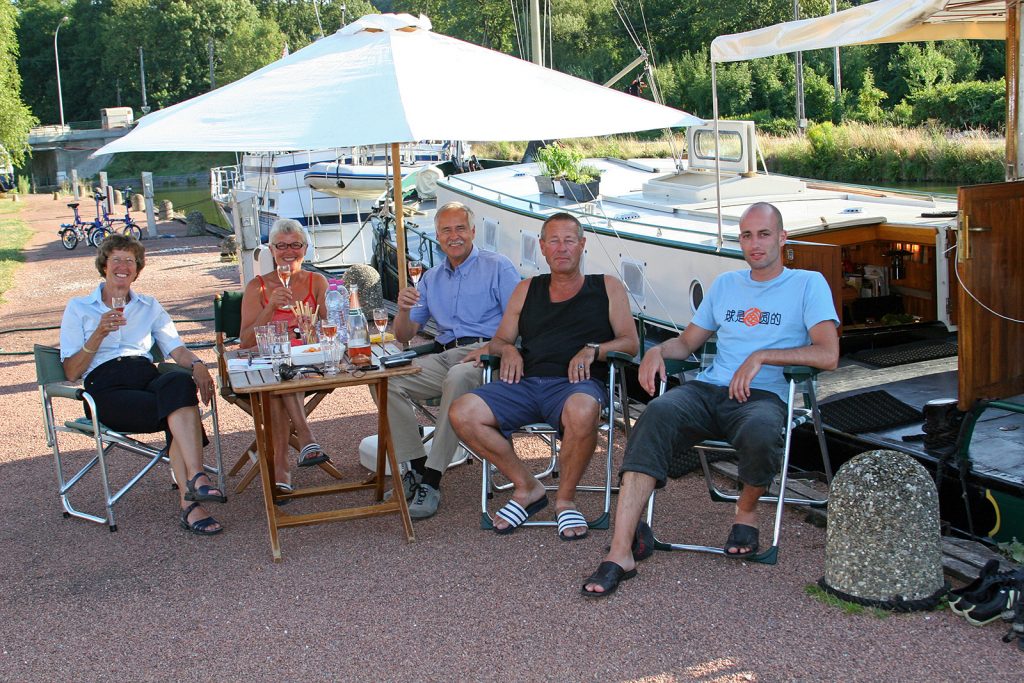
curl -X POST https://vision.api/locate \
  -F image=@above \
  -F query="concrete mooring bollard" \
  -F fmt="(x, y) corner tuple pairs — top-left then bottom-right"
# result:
(131, 194), (144, 212)
(820, 449), (947, 610)
(159, 200), (174, 221)
(343, 263), (383, 315)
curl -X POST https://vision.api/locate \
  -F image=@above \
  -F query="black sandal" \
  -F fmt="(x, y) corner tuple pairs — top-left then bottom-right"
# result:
(581, 561), (637, 598)
(183, 472), (226, 504)
(179, 502), (223, 536)
(724, 523), (759, 558)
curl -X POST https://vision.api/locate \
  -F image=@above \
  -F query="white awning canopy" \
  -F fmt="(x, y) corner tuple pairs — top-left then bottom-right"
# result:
(96, 13), (701, 155)
(711, 0), (1007, 64)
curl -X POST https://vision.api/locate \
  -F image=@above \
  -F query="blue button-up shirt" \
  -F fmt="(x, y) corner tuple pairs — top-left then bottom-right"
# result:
(411, 246), (520, 345)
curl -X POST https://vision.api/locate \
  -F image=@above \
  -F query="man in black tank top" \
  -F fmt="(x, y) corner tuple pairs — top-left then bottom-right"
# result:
(450, 213), (638, 540)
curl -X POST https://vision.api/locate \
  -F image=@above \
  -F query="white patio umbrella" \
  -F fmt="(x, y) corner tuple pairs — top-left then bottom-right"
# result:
(96, 13), (703, 279)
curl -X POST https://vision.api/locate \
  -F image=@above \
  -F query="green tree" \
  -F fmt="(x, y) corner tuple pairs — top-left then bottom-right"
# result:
(887, 42), (955, 102)
(850, 67), (886, 124)
(1, 0), (38, 165)
(253, 0), (376, 50)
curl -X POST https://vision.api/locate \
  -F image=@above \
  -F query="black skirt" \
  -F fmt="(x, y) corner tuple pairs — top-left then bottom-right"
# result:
(84, 356), (202, 442)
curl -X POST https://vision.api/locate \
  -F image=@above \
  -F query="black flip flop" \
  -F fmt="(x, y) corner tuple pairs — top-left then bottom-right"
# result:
(632, 520), (656, 561)
(183, 472), (226, 504)
(581, 560), (637, 598)
(724, 523), (759, 558)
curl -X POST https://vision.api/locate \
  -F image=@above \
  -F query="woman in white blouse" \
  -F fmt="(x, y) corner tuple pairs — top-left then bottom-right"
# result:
(60, 234), (224, 536)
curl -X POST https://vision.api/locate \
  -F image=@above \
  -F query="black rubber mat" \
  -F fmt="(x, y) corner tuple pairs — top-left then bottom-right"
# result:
(849, 339), (958, 368)
(820, 390), (923, 434)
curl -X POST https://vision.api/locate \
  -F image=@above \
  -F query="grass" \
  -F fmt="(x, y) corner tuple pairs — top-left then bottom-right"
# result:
(804, 583), (892, 618)
(0, 200), (33, 304)
(474, 124), (1004, 185)
(102, 151), (237, 180)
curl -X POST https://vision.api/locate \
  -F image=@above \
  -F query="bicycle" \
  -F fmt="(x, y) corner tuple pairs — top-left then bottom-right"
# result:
(102, 187), (143, 239)
(58, 193), (111, 249)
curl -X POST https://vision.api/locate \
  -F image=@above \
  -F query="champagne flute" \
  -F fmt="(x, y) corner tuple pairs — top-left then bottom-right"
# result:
(276, 263), (292, 310)
(372, 308), (388, 354)
(110, 295), (127, 333)
(408, 260), (424, 307)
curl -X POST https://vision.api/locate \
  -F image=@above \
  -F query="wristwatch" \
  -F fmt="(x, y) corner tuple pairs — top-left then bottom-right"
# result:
(586, 342), (601, 360)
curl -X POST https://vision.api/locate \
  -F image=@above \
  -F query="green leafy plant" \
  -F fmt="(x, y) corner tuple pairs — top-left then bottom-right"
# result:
(15, 175), (30, 195)
(998, 537), (1024, 563)
(535, 144), (581, 179)
(566, 164), (602, 184)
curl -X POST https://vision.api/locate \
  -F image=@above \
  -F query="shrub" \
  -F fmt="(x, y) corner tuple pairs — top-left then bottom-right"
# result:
(16, 175), (30, 195)
(911, 80), (1005, 131)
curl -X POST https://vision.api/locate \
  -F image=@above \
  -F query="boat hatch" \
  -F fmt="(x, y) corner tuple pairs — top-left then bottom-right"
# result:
(481, 217), (499, 251)
(621, 259), (646, 305)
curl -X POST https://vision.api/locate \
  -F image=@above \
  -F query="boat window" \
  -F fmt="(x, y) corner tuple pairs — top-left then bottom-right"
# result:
(692, 129), (743, 163)
(481, 217), (498, 252)
(689, 279), (704, 313)
(521, 232), (540, 269)
(621, 259), (646, 305)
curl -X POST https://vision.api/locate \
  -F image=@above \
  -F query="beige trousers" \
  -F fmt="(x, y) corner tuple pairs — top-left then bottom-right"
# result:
(381, 343), (485, 472)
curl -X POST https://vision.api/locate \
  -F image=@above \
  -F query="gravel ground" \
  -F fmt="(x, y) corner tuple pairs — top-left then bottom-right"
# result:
(0, 194), (1019, 681)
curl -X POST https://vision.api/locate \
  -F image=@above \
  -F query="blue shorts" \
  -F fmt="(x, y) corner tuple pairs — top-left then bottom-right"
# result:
(472, 376), (606, 438)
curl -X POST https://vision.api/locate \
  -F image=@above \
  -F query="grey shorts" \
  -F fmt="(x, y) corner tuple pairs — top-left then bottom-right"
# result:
(620, 380), (786, 488)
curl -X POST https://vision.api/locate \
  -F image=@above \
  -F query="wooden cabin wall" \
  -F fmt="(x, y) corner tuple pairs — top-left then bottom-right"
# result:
(783, 241), (842, 333)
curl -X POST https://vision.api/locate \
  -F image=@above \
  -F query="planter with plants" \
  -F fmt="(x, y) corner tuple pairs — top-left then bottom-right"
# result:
(561, 163), (602, 203)
(534, 144), (580, 195)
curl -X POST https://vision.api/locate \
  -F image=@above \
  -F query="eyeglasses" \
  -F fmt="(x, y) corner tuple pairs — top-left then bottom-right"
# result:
(109, 257), (137, 265)
(273, 242), (305, 251)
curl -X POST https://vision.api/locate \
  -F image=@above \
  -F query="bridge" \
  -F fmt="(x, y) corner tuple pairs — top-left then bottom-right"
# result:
(26, 125), (132, 190)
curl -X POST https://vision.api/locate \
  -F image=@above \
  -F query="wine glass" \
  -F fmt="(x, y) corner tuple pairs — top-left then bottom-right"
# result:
(110, 296), (127, 313)
(276, 263), (292, 310)
(372, 308), (388, 354)
(408, 260), (424, 307)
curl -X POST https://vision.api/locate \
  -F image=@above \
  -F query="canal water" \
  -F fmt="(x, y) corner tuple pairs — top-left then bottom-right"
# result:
(153, 186), (227, 228)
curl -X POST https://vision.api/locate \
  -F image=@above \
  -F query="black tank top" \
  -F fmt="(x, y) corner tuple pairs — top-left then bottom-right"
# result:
(519, 274), (614, 379)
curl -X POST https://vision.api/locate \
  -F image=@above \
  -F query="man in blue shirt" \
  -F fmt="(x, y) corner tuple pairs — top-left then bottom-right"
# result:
(582, 202), (840, 597)
(385, 201), (520, 519)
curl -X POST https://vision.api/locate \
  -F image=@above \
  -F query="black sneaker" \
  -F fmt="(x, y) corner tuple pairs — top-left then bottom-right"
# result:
(949, 559), (1000, 613)
(964, 583), (1020, 626)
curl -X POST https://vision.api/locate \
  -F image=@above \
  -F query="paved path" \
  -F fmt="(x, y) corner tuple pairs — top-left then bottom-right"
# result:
(0, 195), (1018, 680)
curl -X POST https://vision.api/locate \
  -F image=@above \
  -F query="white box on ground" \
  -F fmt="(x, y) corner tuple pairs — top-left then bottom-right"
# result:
(358, 427), (469, 474)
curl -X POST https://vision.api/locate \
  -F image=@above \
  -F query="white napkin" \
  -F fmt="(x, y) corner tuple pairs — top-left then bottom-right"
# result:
(228, 358), (272, 371)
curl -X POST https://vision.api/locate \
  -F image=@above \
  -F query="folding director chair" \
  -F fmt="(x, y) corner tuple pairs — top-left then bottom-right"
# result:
(213, 291), (343, 492)
(643, 347), (832, 564)
(34, 343), (224, 532)
(466, 351), (633, 531)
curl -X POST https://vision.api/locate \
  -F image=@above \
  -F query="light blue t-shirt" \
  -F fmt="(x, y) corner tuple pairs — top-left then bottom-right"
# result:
(691, 268), (839, 399)
(411, 245), (520, 345)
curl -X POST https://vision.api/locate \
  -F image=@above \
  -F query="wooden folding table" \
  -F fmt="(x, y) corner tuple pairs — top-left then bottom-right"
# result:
(229, 354), (421, 561)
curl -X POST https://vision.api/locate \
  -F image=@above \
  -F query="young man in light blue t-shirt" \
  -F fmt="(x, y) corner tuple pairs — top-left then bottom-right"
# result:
(583, 202), (840, 597)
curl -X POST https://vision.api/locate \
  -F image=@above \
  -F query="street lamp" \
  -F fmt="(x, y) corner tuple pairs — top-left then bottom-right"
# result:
(54, 16), (69, 129)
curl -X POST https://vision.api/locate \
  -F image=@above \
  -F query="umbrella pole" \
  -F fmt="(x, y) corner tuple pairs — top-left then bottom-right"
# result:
(392, 142), (408, 290)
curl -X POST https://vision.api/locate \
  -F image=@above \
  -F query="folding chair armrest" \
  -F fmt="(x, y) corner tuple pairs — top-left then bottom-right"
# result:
(664, 358), (699, 374)
(605, 351), (634, 367)
(783, 366), (818, 382)
(157, 362), (191, 375)
(45, 383), (84, 401)
(408, 342), (437, 357)
(479, 354), (500, 369)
